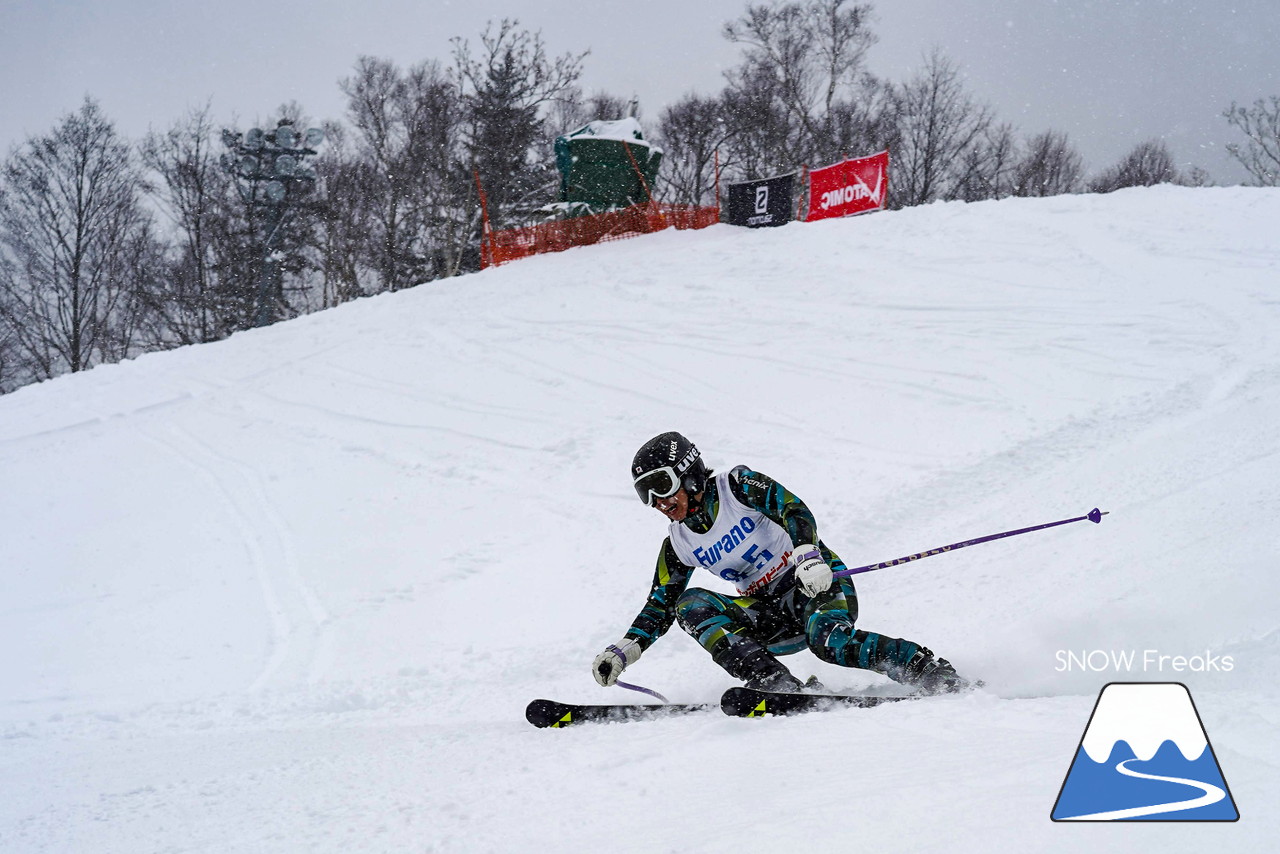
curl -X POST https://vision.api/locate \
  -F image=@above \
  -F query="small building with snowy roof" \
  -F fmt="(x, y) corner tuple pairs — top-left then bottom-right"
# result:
(554, 117), (663, 215)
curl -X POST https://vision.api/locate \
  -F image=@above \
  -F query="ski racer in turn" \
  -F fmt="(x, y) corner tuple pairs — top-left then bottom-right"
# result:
(593, 432), (971, 695)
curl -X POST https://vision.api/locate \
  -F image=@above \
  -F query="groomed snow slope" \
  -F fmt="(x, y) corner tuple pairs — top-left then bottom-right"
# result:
(2, 187), (1278, 852)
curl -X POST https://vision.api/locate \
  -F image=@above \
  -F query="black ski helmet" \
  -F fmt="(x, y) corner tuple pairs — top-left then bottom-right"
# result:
(631, 431), (710, 504)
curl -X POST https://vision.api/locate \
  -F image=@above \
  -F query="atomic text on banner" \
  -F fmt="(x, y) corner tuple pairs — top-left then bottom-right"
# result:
(805, 150), (889, 222)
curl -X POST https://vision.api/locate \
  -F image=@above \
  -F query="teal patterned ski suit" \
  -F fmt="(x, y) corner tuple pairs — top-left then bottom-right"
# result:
(623, 465), (931, 686)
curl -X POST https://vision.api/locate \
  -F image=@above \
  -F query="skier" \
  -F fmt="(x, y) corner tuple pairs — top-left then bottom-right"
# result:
(593, 432), (970, 695)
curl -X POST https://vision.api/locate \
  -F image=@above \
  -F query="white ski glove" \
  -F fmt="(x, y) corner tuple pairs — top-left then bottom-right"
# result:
(592, 638), (643, 687)
(792, 544), (833, 597)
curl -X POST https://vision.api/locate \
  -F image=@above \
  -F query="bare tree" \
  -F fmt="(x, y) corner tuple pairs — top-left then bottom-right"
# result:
(723, 0), (879, 166)
(552, 89), (635, 129)
(108, 224), (168, 363)
(202, 178), (260, 332)
(949, 122), (1019, 202)
(1184, 165), (1213, 187)
(890, 49), (993, 207)
(719, 63), (800, 181)
(1224, 96), (1280, 186)
(722, 2), (814, 170)
(0, 253), (19, 391)
(827, 78), (897, 160)
(655, 94), (731, 206)
(1089, 139), (1180, 193)
(1012, 130), (1084, 197)
(312, 122), (375, 306)
(341, 56), (423, 292)
(140, 103), (228, 345)
(0, 98), (153, 382)
(401, 62), (486, 279)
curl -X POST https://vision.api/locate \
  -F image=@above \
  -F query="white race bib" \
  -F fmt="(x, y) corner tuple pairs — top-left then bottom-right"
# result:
(668, 471), (795, 594)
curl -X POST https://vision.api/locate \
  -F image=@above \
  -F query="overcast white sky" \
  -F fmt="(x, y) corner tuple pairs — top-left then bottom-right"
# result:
(2, 0), (1276, 183)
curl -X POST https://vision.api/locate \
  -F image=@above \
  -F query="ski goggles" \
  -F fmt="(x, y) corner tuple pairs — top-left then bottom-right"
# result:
(633, 466), (682, 505)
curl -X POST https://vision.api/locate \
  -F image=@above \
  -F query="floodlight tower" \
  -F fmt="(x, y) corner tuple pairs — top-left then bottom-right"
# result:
(220, 120), (325, 327)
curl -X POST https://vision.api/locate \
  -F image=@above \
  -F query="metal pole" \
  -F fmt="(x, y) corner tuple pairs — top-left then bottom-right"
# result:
(256, 200), (284, 328)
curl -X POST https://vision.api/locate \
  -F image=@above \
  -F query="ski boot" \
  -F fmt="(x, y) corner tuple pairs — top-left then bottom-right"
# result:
(800, 675), (828, 693)
(903, 647), (974, 695)
(714, 641), (805, 692)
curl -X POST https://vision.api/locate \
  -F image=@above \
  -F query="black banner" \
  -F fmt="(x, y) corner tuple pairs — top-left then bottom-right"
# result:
(726, 173), (795, 228)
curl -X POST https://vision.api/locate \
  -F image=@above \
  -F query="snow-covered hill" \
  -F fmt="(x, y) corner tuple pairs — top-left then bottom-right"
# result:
(3, 187), (1278, 851)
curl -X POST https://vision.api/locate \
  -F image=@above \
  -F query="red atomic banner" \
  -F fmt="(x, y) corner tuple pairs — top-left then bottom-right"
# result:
(805, 150), (889, 221)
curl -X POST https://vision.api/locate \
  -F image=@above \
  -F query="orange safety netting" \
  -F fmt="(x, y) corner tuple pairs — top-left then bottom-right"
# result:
(482, 202), (720, 269)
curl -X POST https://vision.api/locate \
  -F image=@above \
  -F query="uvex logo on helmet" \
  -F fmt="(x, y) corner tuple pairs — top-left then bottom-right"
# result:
(631, 431), (708, 502)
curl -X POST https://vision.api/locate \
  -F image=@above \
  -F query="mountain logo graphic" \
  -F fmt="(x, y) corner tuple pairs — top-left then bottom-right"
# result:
(1051, 682), (1239, 821)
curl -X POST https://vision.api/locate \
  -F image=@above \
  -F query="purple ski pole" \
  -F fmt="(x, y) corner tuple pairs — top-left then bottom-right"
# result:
(616, 680), (670, 704)
(833, 507), (1108, 578)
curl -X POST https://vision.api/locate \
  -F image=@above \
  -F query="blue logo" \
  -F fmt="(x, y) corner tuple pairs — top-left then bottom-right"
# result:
(1051, 682), (1238, 821)
(691, 516), (757, 568)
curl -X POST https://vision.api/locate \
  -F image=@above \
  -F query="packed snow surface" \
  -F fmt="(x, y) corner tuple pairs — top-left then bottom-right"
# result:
(2, 187), (1278, 851)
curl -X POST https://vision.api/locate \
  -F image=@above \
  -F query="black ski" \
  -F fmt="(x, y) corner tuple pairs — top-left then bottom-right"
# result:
(525, 698), (714, 728)
(720, 686), (920, 718)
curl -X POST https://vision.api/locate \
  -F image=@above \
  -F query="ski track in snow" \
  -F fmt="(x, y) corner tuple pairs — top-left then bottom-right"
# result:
(2, 188), (1279, 852)
(138, 420), (333, 692)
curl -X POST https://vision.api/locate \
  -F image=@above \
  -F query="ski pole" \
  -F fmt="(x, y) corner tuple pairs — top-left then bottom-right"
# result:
(833, 507), (1108, 578)
(616, 680), (670, 703)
